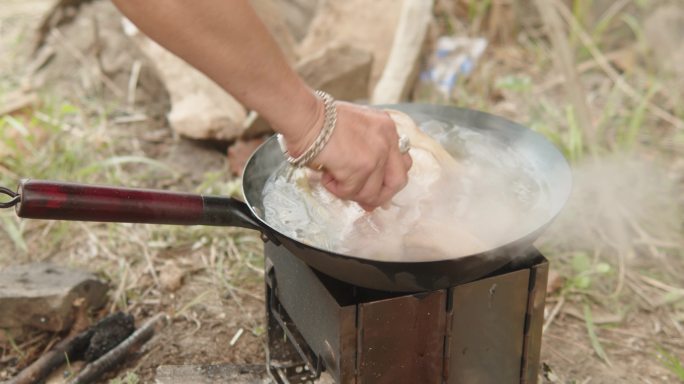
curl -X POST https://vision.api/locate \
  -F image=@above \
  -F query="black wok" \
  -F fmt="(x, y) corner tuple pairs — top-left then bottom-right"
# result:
(4, 104), (571, 292)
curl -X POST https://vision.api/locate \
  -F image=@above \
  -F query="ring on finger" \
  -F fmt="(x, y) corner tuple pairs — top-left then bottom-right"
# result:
(398, 135), (411, 154)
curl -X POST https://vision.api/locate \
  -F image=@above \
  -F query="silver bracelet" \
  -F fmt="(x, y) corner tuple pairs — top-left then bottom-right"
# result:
(277, 90), (337, 168)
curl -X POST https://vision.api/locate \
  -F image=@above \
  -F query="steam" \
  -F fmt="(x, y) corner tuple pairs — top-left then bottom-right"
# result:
(539, 154), (683, 259)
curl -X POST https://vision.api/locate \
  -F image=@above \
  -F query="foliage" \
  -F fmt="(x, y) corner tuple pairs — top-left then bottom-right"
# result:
(656, 347), (684, 382)
(109, 371), (141, 384)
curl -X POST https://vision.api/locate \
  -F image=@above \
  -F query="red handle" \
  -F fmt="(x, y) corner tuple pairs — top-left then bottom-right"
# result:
(16, 179), (262, 230)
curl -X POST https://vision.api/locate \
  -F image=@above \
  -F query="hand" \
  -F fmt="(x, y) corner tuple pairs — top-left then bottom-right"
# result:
(286, 102), (413, 211)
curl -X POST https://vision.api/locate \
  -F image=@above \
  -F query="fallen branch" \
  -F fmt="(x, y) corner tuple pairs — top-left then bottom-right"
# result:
(67, 313), (168, 384)
(9, 331), (92, 384)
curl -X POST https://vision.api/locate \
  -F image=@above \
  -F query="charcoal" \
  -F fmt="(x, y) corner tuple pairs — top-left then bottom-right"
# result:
(84, 312), (135, 362)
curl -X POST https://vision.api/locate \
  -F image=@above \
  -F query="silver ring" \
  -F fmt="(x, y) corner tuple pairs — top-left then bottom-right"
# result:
(398, 135), (411, 154)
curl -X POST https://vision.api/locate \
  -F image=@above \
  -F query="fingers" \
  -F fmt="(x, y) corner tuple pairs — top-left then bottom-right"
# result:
(312, 102), (414, 210)
(320, 168), (366, 200)
(402, 152), (413, 171)
(375, 149), (410, 207)
(322, 151), (408, 210)
(353, 161), (386, 209)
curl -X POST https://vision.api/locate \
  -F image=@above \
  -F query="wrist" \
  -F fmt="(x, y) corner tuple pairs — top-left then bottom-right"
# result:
(271, 87), (325, 158)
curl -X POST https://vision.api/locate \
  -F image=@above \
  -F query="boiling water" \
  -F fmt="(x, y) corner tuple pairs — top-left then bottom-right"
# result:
(261, 121), (551, 262)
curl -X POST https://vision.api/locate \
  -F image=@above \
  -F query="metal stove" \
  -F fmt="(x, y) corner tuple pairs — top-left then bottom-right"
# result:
(264, 241), (548, 384)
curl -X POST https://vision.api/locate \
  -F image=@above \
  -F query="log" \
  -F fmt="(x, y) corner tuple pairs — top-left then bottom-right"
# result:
(8, 332), (92, 384)
(8, 312), (133, 384)
(371, 0), (434, 104)
(0, 263), (108, 332)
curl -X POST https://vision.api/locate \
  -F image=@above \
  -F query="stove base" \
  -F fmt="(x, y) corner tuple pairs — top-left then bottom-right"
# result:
(266, 243), (548, 384)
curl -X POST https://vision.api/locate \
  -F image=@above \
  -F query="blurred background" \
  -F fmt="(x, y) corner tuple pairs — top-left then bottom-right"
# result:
(0, 0), (682, 382)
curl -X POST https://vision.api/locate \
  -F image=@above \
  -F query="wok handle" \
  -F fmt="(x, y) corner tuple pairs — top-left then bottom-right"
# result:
(15, 179), (262, 231)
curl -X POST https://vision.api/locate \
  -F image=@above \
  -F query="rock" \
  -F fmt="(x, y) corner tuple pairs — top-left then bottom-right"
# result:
(128, 31), (248, 141)
(273, 0), (321, 42)
(0, 263), (108, 332)
(372, 0), (434, 103)
(155, 365), (336, 384)
(155, 364), (271, 384)
(296, 43), (373, 101)
(159, 261), (185, 292)
(241, 44), (373, 138)
(298, 0), (404, 93)
(250, 0), (299, 64)
(227, 137), (267, 176)
(124, 0), (310, 142)
(31, 1), (170, 120)
(644, 5), (684, 90)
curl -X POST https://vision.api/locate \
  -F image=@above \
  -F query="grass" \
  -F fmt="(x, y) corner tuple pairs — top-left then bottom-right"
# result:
(1, 0), (682, 382)
(657, 346), (684, 382)
(584, 304), (612, 367)
(0, 93), (264, 370)
(432, 1), (684, 382)
(109, 371), (140, 384)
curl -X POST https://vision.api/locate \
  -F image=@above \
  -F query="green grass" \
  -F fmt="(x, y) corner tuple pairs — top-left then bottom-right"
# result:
(656, 347), (684, 382)
(109, 372), (140, 384)
(584, 304), (612, 367)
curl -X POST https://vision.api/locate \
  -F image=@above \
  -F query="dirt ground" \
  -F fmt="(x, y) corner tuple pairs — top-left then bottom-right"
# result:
(1, 1), (683, 383)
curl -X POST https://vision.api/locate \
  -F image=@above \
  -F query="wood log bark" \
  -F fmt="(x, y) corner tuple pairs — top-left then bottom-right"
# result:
(372, 0), (434, 104)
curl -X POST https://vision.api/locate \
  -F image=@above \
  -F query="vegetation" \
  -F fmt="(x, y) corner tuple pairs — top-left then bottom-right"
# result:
(1, 0), (682, 382)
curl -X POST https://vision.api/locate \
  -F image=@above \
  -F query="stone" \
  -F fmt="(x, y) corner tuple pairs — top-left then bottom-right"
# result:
(241, 44), (373, 138)
(274, 0), (321, 42)
(250, 0), (300, 64)
(124, 0), (312, 142)
(298, 0), (404, 93)
(155, 364), (271, 384)
(155, 365), (336, 384)
(30, 1), (170, 119)
(128, 31), (248, 141)
(159, 260), (184, 292)
(0, 263), (108, 332)
(296, 43), (373, 101)
(227, 137), (266, 176)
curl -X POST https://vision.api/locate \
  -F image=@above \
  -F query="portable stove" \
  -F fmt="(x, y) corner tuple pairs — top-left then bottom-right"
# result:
(264, 241), (548, 384)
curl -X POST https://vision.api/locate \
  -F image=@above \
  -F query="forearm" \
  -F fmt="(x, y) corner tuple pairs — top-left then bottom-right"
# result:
(112, 0), (320, 142)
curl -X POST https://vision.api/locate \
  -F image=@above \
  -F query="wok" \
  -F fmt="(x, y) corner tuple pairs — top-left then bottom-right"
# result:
(1, 104), (571, 292)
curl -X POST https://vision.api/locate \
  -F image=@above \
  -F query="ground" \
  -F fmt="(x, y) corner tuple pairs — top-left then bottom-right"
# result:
(0, 1), (683, 383)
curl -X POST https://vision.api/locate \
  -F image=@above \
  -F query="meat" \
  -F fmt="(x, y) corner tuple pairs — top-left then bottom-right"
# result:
(262, 110), (487, 262)
(339, 110), (487, 261)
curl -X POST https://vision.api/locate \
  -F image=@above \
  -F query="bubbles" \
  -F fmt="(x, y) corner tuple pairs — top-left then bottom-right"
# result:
(261, 121), (552, 262)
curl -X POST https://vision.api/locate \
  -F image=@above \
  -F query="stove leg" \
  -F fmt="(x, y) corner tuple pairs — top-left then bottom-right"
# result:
(266, 265), (323, 383)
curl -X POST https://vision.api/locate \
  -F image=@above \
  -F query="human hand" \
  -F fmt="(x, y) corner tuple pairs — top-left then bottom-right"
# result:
(285, 101), (413, 211)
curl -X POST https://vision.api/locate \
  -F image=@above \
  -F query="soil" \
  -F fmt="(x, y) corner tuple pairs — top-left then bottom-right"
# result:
(1, 1), (683, 384)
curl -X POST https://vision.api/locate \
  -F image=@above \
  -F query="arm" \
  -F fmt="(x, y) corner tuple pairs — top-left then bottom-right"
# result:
(112, 0), (411, 209)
